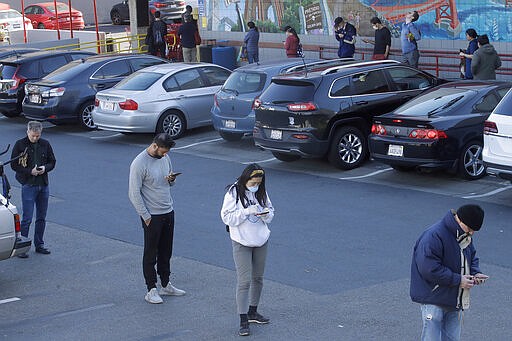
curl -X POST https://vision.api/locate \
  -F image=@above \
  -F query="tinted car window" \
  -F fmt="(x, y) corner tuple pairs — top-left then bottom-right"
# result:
(223, 71), (266, 94)
(46, 60), (89, 80)
(163, 76), (180, 92)
(115, 71), (162, 91)
(474, 93), (500, 113)
(200, 66), (230, 86)
(0, 65), (17, 79)
(261, 81), (315, 102)
(19, 62), (38, 78)
(387, 66), (432, 90)
(493, 91), (512, 116)
(174, 69), (204, 90)
(330, 76), (351, 97)
(40, 56), (68, 75)
(93, 60), (131, 79)
(129, 57), (164, 71)
(394, 88), (469, 116)
(351, 70), (390, 95)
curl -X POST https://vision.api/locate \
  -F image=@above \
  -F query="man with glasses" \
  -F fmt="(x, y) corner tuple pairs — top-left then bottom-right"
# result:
(410, 204), (489, 340)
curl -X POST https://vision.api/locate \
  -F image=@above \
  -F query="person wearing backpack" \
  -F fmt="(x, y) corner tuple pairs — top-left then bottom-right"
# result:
(146, 11), (167, 57)
(178, 13), (198, 62)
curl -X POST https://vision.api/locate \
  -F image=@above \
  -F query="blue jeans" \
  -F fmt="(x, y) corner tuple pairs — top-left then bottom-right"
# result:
(403, 49), (420, 69)
(420, 304), (462, 341)
(21, 184), (49, 248)
(248, 51), (259, 64)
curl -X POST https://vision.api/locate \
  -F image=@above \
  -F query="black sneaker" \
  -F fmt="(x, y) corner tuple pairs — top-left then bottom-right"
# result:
(35, 247), (51, 255)
(239, 321), (250, 336)
(247, 312), (270, 324)
(17, 253), (28, 258)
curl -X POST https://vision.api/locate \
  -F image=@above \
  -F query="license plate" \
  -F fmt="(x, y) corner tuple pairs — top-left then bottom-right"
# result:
(224, 120), (236, 129)
(388, 144), (403, 157)
(29, 94), (41, 104)
(101, 101), (114, 111)
(270, 129), (282, 140)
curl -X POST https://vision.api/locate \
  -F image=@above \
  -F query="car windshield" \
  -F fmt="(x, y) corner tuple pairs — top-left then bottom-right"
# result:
(222, 71), (266, 94)
(114, 71), (162, 91)
(46, 4), (70, 13)
(394, 88), (470, 117)
(45, 60), (89, 80)
(0, 10), (22, 19)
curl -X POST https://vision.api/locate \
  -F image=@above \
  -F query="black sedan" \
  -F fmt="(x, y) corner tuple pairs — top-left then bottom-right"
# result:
(369, 81), (511, 179)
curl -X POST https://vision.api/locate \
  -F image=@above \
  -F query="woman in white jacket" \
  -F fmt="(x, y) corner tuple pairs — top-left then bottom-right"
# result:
(221, 163), (274, 337)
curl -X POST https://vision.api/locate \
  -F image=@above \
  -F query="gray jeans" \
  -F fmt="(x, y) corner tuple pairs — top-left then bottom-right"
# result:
(403, 49), (420, 69)
(232, 240), (268, 314)
(182, 47), (197, 62)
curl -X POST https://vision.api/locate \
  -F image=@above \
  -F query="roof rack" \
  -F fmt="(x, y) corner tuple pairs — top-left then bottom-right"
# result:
(285, 58), (355, 73)
(320, 59), (401, 75)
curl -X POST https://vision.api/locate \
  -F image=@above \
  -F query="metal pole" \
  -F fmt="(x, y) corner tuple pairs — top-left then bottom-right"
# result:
(68, 0), (73, 38)
(53, 0), (60, 39)
(92, 0), (100, 53)
(21, 0), (27, 42)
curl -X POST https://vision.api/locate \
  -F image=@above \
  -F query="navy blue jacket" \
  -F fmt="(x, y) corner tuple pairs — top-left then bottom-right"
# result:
(465, 38), (478, 79)
(244, 28), (259, 54)
(410, 211), (480, 309)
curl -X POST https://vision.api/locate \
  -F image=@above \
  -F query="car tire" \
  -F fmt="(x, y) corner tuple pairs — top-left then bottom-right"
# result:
(37, 23), (45, 29)
(219, 131), (243, 141)
(111, 10), (122, 25)
(459, 141), (486, 180)
(271, 152), (300, 162)
(391, 165), (415, 172)
(328, 126), (367, 170)
(78, 101), (97, 130)
(157, 111), (186, 139)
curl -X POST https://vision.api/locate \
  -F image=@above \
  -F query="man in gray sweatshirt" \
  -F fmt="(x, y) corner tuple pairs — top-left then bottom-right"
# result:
(129, 133), (186, 304)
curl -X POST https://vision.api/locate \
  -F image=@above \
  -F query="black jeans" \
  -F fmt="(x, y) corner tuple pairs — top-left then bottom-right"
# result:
(141, 211), (174, 291)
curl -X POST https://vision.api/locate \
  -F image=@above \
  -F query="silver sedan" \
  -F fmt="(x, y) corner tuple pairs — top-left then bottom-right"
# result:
(92, 63), (231, 138)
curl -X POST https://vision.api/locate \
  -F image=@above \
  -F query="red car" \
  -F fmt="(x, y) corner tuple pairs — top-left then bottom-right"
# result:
(24, 2), (84, 30)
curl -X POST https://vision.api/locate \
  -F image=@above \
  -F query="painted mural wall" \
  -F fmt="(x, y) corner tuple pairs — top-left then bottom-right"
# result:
(200, 0), (512, 42)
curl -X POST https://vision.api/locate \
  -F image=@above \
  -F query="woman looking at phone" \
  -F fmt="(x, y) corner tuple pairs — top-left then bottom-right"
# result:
(221, 163), (274, 336)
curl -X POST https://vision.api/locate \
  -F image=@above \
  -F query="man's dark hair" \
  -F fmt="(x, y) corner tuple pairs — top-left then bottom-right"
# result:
(186, 5), (192, 12)
(282, 25), (291, 32)
(477, 34), (489, 45)
(411, 11), (419, 22)
(334, 17), (344, 26)
(153, 133), (176, 149)
(247, 21), (255, 29)
(466, 28), (478, 39)
(154, 11), (161, 19)
(370, 17), (382, 25)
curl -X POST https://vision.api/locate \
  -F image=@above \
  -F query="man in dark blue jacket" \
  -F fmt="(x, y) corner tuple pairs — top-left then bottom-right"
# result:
(410, 204), (488, 341)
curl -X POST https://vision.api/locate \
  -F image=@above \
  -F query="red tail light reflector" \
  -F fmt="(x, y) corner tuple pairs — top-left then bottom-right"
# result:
(213, 93), (219, 107)
(409, 129), (447, 139)
(371, 124), (387, 135)
(14, 214), (21, 233)
(484, 121), (498, 134)
(94, 98), (99, 107)
(119, 99), (138, 110)
(253, 98), (261, 110)
(12, 74), (27, 90)
(291, 134), (309, 140)
(287, 102), (316, 112)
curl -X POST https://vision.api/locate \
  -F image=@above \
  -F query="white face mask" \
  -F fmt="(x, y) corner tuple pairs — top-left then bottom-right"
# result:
(247, 185), (259, 193)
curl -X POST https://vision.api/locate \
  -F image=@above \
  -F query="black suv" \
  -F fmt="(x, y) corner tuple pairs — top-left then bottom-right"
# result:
(0, 50), (95, 118)
(253, 60), (445, 170)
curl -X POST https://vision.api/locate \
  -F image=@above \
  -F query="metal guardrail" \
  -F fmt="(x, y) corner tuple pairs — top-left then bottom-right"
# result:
(42, 34), (149, 54)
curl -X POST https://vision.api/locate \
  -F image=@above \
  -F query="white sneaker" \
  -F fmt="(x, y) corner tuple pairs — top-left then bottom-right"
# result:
(145, 288), (163, 304)
(159, 283), (186, 296)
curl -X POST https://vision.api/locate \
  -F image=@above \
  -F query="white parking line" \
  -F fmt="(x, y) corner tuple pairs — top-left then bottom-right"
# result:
(339, 167), (393, 180)
(90, 133), (123, 139)
(0, 297), (21, 305)
(173, 138), (223, 150)
(242, 158), (276, 164)
(462, 185), (512, 199)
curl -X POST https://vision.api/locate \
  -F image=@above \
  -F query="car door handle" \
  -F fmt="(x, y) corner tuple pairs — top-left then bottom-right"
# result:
(355, 100), (368, 105)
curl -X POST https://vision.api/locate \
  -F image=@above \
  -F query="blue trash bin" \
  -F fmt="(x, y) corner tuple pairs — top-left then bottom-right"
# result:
(212, 46), (236, 70)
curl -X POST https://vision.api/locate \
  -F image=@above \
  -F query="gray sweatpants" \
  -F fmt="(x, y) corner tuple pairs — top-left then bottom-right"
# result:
(232, 240), (268, 314)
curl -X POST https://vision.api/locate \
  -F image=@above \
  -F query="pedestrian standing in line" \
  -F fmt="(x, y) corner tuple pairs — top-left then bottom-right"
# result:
(244, 21), (260, 64)
(221, 164), (274, 336)
(181, 4), (192, 21)
(362, 17), (391, 60)
(471, 34), (502, 80)
(334, 16), (357, 58)
(11, 121), (56, 258)
(146, 11), (167, 57)
(401, 11), (421, 69)
(178, 13), (198, 62)
(284, 27), (299, 58)
(410, 204), (489, 341)
(459, 28), (479, 79)
(129, 133), (186, 304)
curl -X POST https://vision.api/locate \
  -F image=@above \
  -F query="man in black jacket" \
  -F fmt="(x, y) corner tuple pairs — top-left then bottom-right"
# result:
(146, 11), (168, 57)
(11, 121), (56, 257)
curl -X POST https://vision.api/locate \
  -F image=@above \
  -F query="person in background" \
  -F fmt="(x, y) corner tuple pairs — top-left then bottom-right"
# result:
(459, 29), (478, 79)
(334, 16), (357, 58)
(178, 13), (198, 62)
(284, 27), (300, 58)
(244, 21), (260, 64)
(146, 11), (167, 57)
(410, 204), (489, 341)
(401, 11), (421, 69)
(181, 5), (192, 21)
(11, 121), (56, 258)
(471, 34), (501, 80)
(362, 17), (391, 60)
(221, 164), (275, 337)
(129, 133), (186, 304)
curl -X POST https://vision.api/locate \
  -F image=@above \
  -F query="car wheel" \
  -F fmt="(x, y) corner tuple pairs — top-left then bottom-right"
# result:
(391, 165), (415, 172)
(78, 101), (97, 130)
(37, 23), (45, 29)
(111, 10), (122, 25)
(459, 141), (486, 180)
(328, 126), (367, 170)
(219, 131), (243, 141)
(157, 111), (186, 138)
(271, 151), (301, 162)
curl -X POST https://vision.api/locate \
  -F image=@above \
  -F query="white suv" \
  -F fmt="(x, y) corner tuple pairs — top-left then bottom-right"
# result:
(483, 89), (512, 182)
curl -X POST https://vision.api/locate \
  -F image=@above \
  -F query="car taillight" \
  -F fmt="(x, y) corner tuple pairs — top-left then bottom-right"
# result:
(484, 120), (498, 134)
(371, 124), (387, 135)
(213, 93), (219, 107)
(42, 87), (65, 97)
(253, 98), (261, 110)
(153, 2), (166, 8)
(409, 129), (447, 139)
(287, 102), (316, 112)
(119, 99), (138, 110)
(11, 74), (27, 90)
(95, 98), (99, 107)
(14, 214), (21, 233)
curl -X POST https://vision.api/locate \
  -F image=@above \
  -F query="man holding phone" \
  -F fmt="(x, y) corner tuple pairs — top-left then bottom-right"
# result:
(410, 204), (488, 341)
(129, 133), (186, 304)
(11, 121), (56, 257)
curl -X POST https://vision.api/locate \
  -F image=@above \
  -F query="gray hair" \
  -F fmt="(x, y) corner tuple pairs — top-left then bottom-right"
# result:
(27, 121), (43, 133)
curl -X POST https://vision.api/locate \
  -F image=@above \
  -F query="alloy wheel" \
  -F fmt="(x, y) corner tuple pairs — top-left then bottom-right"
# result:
(162, 113), (183, 137)
(337, 132), (363, 165)
(462, 143), (485, 178)
(80, 103), (96, 130)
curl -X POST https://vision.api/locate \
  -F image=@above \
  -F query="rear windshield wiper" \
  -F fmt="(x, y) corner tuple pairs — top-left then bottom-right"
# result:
(427, 95), (464, 117)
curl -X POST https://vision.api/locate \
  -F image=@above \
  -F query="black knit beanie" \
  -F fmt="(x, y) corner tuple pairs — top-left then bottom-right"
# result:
(457, 204), (484, 231)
